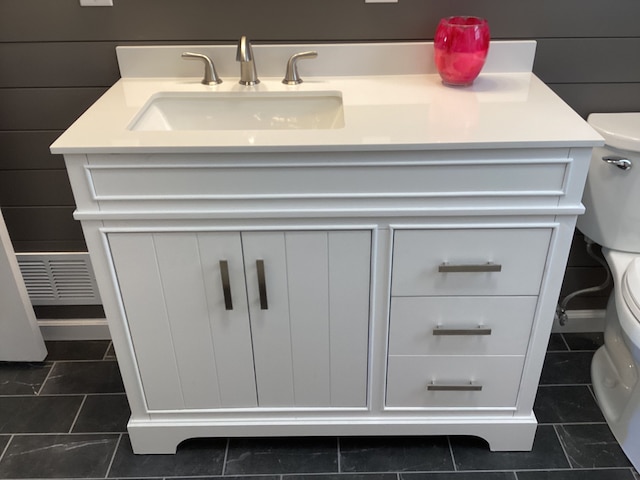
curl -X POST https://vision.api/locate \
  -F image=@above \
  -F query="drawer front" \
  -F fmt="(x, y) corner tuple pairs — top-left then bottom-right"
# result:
(389, 296), (538, 356)
(391, 228), (552, 296)
(386, 355), (525, 408)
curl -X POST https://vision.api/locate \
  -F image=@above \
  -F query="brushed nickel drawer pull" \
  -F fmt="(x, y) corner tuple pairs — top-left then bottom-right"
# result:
(219, 260), (233, 310)
(438, 262), (502, 273)
(433, 327), (492, 336)
(256, 259), (268, 310)
(427, 382), (483, 392)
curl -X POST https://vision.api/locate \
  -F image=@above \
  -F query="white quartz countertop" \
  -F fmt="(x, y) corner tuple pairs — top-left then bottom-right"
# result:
(51, 42), (603, 154)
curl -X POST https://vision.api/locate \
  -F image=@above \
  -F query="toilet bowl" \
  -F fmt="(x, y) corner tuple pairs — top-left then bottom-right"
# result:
(577, 112), (640, 469)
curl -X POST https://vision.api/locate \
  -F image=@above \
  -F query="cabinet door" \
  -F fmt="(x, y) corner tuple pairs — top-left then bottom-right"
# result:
(108, 232), (257, 410)
(242, 231), (371, 408)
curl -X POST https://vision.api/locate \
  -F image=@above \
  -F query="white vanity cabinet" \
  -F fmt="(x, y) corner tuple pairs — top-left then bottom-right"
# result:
(107, 229), (371, 411)
(51, 39), (604, 454)
(60, 146), (596, 454)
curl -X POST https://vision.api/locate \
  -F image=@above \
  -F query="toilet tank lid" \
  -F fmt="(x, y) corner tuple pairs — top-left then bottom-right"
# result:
(588, 113), (640, 152)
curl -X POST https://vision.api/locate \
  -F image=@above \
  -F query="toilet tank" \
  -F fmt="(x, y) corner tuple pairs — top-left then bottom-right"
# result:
(577, 113), (640, 253)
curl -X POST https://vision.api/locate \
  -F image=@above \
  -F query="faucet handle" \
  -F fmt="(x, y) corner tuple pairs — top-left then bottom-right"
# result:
(282, 51), (318, 85)
(181, 52), (222, 85)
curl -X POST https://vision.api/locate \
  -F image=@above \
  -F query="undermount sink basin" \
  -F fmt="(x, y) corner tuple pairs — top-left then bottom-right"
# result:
(128, 91), (345, 131)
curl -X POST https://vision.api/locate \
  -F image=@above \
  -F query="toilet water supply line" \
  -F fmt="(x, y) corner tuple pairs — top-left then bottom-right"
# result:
(556, 236), (612, 326)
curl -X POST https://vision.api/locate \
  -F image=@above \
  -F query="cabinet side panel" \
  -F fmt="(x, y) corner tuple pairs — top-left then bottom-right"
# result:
(108, 233), (184, 410)
(197, 233), (258, 408)
(285, 232), (331, 407)
(153, 233), (223, 409)
(243, 232), (295, 406)
(328, 231), (371, 407)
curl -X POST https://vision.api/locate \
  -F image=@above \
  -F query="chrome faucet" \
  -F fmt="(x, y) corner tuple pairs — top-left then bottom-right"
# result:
(236, 36), (260, 86)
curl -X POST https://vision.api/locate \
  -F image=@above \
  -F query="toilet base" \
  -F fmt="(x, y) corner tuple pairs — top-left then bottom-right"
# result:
(591, 308), (640, 470)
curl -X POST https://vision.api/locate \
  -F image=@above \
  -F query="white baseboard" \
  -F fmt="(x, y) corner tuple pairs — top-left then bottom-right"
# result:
(38, 318), (111, 340)
(551, 309), (606, 333)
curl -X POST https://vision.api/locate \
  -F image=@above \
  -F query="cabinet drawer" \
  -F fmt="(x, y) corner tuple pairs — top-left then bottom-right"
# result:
(389, 296), (537, 356)
(391, 228), (551, 296)
(386, 355), (525, 408)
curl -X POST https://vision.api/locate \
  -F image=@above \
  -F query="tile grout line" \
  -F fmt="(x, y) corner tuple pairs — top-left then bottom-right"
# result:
(221, 437), (230, 476)
(67, 394), (88, 434)
(104, 432), (122, 479)
(102, 342), (114, 361)
(446, 436), (456, 471)
(553, 423), (575, 470)
(35, 361), (57, 396)
(0, 435), (13, 463)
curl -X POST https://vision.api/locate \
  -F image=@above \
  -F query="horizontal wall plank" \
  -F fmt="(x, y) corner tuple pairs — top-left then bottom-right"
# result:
(0, 43), (120, 88)
(0, 132), (65, 170)
(0, 88), (107, 130)
(2, 0), (640, 42)
(11, 240), (88, 253)
(535, 38), (640, 84)
(548, 83), (640, 118)
(33, 305), (105, 319)
(0, 170), (75, 206)
(1, 206), (83, 242)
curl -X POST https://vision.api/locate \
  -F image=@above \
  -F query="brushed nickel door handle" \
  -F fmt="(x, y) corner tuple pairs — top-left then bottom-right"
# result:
(427, 382), (483, 392)
(432, 327), (492, 336)
(256, 259), (268, 310)
(219, 260), (233, 310)
(438, 262), (502, 273)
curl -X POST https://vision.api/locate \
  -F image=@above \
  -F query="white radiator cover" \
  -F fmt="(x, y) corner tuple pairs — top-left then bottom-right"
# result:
(17, 253), (101, 305)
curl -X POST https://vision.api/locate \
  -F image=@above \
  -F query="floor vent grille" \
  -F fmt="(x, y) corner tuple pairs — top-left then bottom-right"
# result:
(17, 253), (101, 305)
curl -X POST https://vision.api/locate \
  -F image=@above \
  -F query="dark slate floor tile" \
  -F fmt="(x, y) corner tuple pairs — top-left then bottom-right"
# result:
(288, 475), (397, 480)
(0, 395), (83, 433)
(401, 473), (515, 480)
(556, 424), (632, 468)
(225, 437), (338, 475)
(563, 332), (605, 351)
(534, 385), (605, 424)
(72, 394), (130, 433)
(450, 425), (569, 471)
(517, 468), (635, 479)
(0, 362), (52, 395)
(547, 334), (568, 352)
(0, 434), (119, 478)
(45, 340), (111, 361)
(40, 360), (125, 394)
(539, 352), (594, 385)
(108, 435), (226, 478)
(339, 436), (453, 473)
(185, 477), (279, 480)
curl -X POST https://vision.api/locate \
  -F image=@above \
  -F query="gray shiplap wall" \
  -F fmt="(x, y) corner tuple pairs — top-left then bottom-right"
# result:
(2, 0), (639, 313)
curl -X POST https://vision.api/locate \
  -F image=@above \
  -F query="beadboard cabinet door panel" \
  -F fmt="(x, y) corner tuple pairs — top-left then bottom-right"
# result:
(109, 232), (258, 411)
(108, 233), (184, 410)
(242, 230), (371, 408)
(327, 231), (371, 407)
(196, 233), (258, 408)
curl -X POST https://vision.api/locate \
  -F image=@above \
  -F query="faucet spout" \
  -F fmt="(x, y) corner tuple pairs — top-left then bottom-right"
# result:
(236, 36), (260, 86)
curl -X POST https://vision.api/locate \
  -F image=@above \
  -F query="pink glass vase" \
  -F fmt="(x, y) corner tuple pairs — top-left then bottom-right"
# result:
(434, 16), (490, 86)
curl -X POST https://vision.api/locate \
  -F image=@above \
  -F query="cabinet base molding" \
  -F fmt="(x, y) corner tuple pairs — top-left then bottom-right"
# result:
(127, 415), (537, 454)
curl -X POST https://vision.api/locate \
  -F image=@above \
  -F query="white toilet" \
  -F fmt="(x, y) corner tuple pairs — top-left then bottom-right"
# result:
(577, 112), (640, 469)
